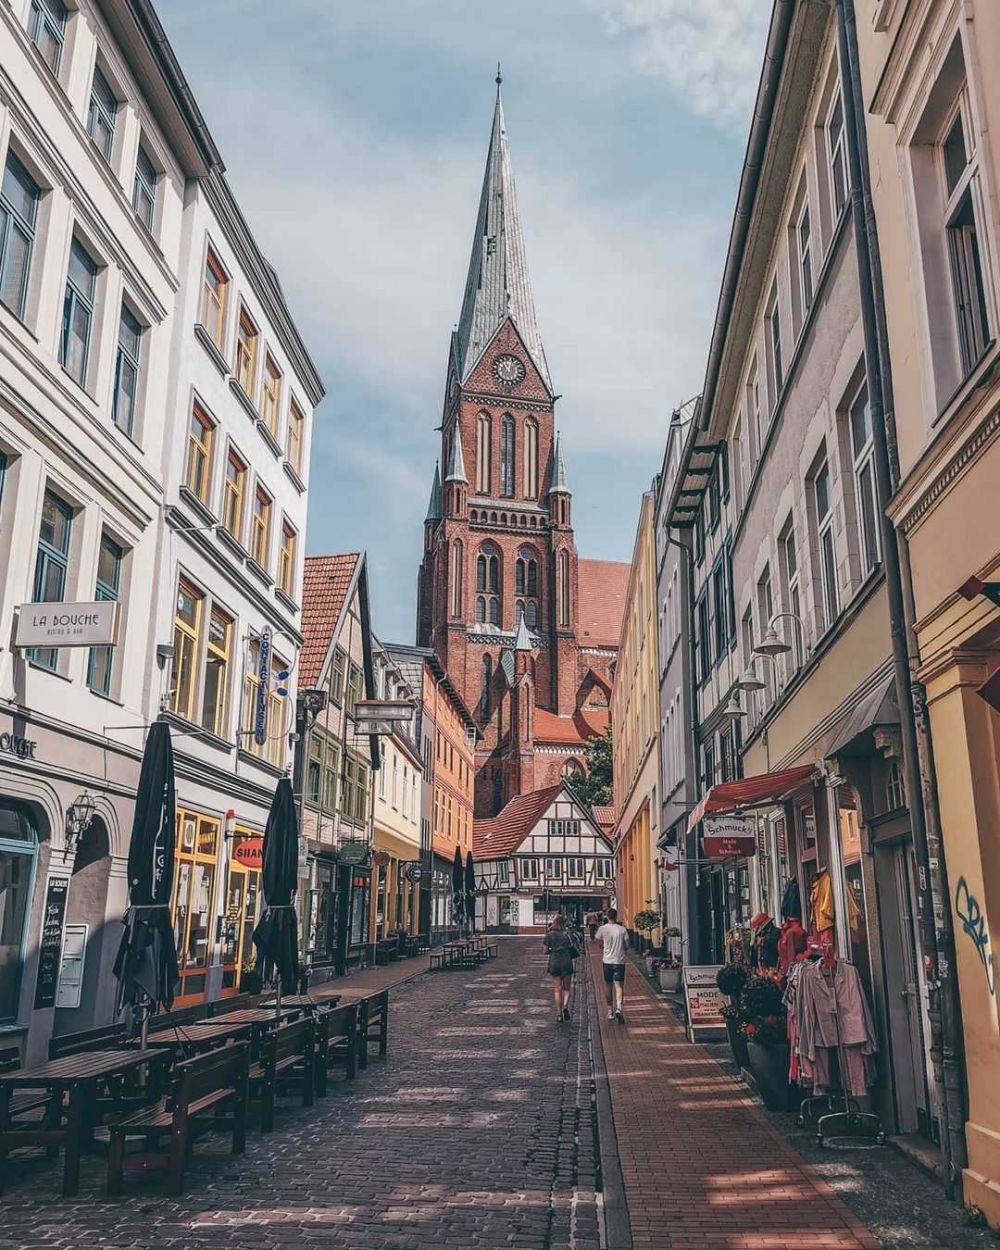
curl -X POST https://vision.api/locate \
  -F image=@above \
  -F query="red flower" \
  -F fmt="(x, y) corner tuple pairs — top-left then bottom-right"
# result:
(745, 1023), (757, 1036)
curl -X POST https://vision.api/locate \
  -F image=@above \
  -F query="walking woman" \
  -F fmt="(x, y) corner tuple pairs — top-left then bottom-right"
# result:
(544, 914), (576, 1022)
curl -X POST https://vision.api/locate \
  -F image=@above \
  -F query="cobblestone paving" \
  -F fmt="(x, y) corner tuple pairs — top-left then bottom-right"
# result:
(2, 939), (602, 1250)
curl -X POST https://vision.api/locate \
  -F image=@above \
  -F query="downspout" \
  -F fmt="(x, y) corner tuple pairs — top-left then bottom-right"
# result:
(835, 0), (967, 1189)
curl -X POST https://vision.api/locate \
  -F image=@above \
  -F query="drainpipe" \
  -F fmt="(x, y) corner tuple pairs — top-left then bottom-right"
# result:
(835, 0), (967, 1190)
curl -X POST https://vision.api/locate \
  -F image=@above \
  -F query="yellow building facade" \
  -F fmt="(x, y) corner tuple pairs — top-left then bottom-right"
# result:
(611, 492), (661, 940)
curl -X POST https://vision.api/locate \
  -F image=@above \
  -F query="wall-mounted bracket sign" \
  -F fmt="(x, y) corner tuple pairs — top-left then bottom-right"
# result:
(703, 815), (757, 860)
(233, 837), (264, 870)
(15, 601), (119, 649)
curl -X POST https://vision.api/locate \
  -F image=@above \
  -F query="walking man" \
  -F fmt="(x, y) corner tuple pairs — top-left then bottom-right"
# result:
(586, 909), (598, 942)
(596, 907), (628, 1023)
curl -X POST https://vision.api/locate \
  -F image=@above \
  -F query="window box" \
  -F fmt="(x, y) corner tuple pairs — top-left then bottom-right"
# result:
(229, 376), (260, 423)
(194, 323), (229, 377)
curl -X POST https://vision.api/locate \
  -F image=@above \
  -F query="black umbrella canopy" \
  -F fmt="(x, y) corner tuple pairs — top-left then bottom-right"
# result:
(464, 851), (477, 934)
(252, 777), (300, 994)
(451, 846), (465, 924)
(113, 720), (179, 1013)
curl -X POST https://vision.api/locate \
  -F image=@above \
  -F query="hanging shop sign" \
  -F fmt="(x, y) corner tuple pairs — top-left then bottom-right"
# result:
(253, 627), (273, 746)
(233, 837), (264, 870)
(339, 839), (369, 866)
(403, 861), (425, 883)
(15, 601), (119, 649)
(372, 849), (391, 868)
(34, 875), (70, 1009)
(683, 964), (727, 1040)
(703, 815), (757, 860)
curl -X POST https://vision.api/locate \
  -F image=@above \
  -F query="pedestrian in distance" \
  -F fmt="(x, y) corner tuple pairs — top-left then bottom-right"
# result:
(586, 909), (598, 942)
(596, 907), (629, 1023)
(544, 914), (577, 1023)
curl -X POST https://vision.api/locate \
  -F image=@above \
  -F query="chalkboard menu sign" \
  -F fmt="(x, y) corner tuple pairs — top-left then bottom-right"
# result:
(34, 876), (69, 1010)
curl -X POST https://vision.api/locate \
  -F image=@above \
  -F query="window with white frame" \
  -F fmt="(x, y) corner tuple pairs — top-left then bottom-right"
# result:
(567, 857), (584, 880)
(544, 858), (562, 879)
(812, 457), (839, 631)
(61, 239), (98, 387)
(87, 67), (118, 163)
(132, 144), (157, 231)
(940, 93), (991, 375)
(113, 304), (142, 437)
(87, 532), (122, 697)
(849, 383), (880, 575)
(826, 89), (849, 220)
(0, 152), (40, 320)
(778, 518), (804, 670)
(765, 286), (783, 409)
(521, 857), (539, 881)
(29, 0), (67, 75)
(757, 566), (775, 702)
(795, 196), (814, 317)
(731, 415), (745, 510)
(746, 359), (762, 464)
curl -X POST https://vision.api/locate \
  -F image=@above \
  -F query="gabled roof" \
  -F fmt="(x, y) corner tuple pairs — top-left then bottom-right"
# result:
(300, 553), (360, 687)
(578, 560), (630, 649)
(534, 706), (608, 747)
(454, 83), (551, 391)
(592, 805), (616, 833)
(473, 783), (563, 858)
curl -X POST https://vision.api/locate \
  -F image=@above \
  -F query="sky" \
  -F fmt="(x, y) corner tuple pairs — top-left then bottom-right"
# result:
(160, 0), (771, 643)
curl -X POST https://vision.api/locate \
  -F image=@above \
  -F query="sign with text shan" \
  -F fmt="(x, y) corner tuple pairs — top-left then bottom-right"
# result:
(16, 601), (119, 649)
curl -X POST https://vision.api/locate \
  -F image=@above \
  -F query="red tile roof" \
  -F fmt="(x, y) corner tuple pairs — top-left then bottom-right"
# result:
(299, 553), (360, 686)
(533, 705), (609, 746)
(578, 559), (630, 649)
(592, 805), (616, 832)
(474, 783), (563, 858)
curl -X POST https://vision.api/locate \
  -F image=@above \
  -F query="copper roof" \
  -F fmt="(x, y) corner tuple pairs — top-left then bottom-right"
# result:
(299, 553), (360, 687)
(474, 783), (563, 858)
(578, 559), (630, 649)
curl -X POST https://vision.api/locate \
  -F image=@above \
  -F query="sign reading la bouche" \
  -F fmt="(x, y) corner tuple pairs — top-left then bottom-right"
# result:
(15, 601), (119, 649)
(703, 814), (757, 860)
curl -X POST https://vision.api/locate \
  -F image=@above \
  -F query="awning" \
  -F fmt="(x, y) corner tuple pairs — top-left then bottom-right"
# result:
(687, 763), (817, 834)
(826, 673), (898, 758)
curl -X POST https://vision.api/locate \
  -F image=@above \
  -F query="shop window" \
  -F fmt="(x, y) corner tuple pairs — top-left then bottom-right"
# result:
(172, 810), (220, 1002)
(0, 802), (37, 1022)
(221, 831), (260, 994)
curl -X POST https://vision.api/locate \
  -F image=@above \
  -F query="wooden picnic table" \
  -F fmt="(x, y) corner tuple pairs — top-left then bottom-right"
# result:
(208, 1007), (302, 1025)
(0, 1048), (166, 1196)
(140, 1020), (255, 1054)
(259, 993), (341, 1011)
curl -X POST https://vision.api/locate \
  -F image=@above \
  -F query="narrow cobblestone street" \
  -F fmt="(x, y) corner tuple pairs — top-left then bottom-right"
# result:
(5, 940), (998, 1249)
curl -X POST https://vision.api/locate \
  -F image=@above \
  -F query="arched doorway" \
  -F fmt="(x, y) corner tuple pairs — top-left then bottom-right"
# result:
(53, 816), (111, 1034)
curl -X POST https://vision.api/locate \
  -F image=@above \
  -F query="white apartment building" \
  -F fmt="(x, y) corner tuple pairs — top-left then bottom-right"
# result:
(0, 0), (321, 1057)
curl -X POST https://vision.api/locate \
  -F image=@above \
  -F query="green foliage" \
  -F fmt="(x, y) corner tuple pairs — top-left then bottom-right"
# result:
(575, 725), (613, 806)
(716, 963), (749, 998)
(633, 909), (662, 935)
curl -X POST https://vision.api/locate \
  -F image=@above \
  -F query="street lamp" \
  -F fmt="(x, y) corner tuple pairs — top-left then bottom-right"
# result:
(718, 692), (747, 726)
(736, 664), (766, 693)
(752, 612), (808, 660)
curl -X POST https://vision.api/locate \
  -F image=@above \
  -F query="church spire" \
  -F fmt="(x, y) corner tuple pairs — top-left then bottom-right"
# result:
(549, 433), (570, 494)
(425, 461), (442, 521)
(445, 431), (467, 483)
(454, 77), (551, 391)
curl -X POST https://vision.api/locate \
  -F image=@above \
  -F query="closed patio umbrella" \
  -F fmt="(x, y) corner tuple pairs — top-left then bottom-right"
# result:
(252, 777), (301, 1001)
(113, 720), (179, 1038)
(451, 847), (465, 930)
(464, 851), (477, 934)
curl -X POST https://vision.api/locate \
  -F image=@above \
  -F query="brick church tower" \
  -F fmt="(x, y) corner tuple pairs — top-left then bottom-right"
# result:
(417, 76), (626, 817)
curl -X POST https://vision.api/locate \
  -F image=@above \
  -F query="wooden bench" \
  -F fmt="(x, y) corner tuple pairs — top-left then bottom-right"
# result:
(48, 1024), (128, 1060)
(429, 947), (454, 971)
(0, 1046), (49, 1126)
(374, 938), (399, 966)
(353, 990), (389, 1070)
(207, 993), (255, 1016)
(148, 1002), (210, 1032)
(249, 1018), (314, 1132)
(106, 1043), (249, 1197)
(313, 1004), (359, 1095)
(486, 942), (499, 959)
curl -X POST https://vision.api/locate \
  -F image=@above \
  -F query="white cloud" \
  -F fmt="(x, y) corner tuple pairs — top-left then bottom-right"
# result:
(203, 76), (725, 456)
(586, 0), (770, 130)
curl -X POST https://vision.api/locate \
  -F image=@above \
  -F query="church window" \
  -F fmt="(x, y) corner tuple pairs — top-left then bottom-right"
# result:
(476, 596), (486, 624)
(557, 549), (571, 627)
(476, 543), (500, 626)
(451, 540), (463, 617)
(526, 601), (538, 627)
(481, 653), (492, 719)
(524, 418), (538, 498)
(476, 412), (492, 493)
(500, 413), (515, 497)
(516, 547), (539, 630)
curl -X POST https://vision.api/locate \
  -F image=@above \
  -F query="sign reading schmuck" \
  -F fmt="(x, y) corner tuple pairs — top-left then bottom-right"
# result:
(16, 601), (119, 649)
(703, 814), (757, 860)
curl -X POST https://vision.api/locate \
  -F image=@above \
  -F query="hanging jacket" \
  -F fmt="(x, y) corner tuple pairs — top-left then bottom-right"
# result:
(781, 878), (802, 921)
(795, 960), (878, 1060)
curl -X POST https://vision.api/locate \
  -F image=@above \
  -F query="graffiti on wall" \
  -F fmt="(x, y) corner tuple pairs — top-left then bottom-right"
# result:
(955, 876), (996, 996)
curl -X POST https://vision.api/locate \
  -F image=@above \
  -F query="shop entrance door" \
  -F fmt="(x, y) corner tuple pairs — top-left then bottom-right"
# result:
(220, 861), (259, 996)
(876, 841), (929, 1135)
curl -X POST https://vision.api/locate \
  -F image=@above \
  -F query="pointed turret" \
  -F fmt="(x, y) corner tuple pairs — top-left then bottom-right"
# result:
(454, 78), (551, 390)
(514, 611), (534, 653)
(445, 431), (467, 483)
(425, 461), (442, 521)
(549, 434), (570, 494)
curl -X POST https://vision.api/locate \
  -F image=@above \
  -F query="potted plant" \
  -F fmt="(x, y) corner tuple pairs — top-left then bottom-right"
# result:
(716, 963), (750, 1068)
(633, 908), (662, 962)
(657, 928), (683, 991)
(738, 974), (792, 1111)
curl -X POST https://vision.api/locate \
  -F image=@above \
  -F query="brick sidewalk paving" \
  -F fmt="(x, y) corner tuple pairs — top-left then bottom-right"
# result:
(588, 945), (882, 1250)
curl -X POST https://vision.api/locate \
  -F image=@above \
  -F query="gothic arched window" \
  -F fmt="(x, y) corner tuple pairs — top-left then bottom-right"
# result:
(500, 413), (515, 497)
(476, 596), (486, 623)
(476, 412), (492, 494)
(523, 418), (538, 498)
(476, 543), (500, 626)
(515, 547), (539, 631)
(451, 539), (463, 618)
(557, 548), (571, 627)
(481, 653), (492, 719)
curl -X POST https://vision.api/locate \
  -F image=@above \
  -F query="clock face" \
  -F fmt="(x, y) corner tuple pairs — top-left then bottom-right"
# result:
(492, 353), (526, 388)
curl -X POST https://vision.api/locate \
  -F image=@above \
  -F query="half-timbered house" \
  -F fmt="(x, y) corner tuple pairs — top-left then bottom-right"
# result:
(473, 783), (614, 933)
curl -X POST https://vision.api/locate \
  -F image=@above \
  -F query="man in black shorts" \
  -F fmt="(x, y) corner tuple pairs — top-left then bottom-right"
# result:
(595, 907), (628, 1022)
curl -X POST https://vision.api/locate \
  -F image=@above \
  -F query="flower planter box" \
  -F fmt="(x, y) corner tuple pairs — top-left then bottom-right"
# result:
(658, 966), (681, 993)
(725, 1017), (750, 1070)
(747, 1041), (793, 1111)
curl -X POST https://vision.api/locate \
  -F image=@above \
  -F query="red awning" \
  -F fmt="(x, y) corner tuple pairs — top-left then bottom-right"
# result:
(687, 763), (817, 834)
